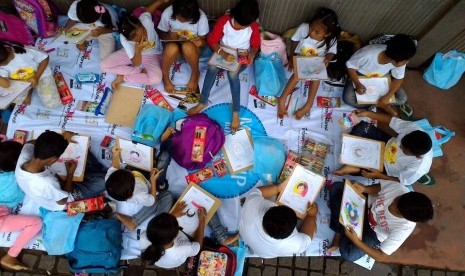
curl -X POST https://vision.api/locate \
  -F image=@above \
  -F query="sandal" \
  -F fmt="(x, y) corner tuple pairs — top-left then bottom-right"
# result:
(399, 102), (414, 120)
(416, 173), (436, 185)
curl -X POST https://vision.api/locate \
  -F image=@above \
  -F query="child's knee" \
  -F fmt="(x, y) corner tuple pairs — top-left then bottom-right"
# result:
(181, 41), (197, 54)
(148, 73), (162, 85)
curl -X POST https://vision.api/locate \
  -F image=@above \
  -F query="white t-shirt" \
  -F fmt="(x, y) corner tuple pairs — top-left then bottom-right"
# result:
(158, 6), (209, 38)
(367, 180), (416, 255)
(120, 12), (162, 59)
(15, 144), (69, 211)
(384, 118), (433, 185)
(68, 0), (119, 29)
(0, 47), (49, 80)
(221, 18), (253, 50)
(238, 188), (312, 258)
(105, 167), (155, 216)
(291, 23), (337, 57)
(346, 44), (406, 79)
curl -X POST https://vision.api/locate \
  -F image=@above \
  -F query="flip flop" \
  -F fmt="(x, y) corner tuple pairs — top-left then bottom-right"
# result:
(416, 173), (436, 185)
(399, 102), (414, 120)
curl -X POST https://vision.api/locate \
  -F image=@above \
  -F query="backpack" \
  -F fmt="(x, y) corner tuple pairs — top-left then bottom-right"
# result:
(415, 118), (455, 158)
(171, 113), (225, 170)
(0, 11), (35, 45)
(13, 0), (58, 38)
(66, 218), (123, 274)
(185, 238), (237, 276)
(131, 104), (173, 147)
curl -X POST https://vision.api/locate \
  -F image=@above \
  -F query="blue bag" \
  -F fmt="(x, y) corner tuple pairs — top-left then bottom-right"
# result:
(253, 136), (286, 183)
(66, 218), (122, 274)
(131, 104), (173, 147)
(40, 208), (84, 255)
(423, 50), (465, 90)
(254, 52), (287, 97)
(415, 118), (455, 157)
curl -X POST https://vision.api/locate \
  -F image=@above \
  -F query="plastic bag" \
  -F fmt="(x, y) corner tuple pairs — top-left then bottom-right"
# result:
(254, 52), (287, 97)
(415, 118), (455, 157)
(253, 136), (286, 183)
(423, 50), (465, 90)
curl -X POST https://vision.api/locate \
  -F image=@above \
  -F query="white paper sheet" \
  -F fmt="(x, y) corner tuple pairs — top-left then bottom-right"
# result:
(50, 135), (89, 180)
(355, 77), (392, 104)
(294, 56), (328, 80)
(222, 129), (254, 173)
(118, 138), (154, 172)
(0, 80), (31, 109)
(340, 135), (382, 170)
(340, 181), (366, 239)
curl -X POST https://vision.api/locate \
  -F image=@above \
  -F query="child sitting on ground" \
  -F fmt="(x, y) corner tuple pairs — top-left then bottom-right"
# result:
(63, 0), (121, 59)
(101, 0), (166, 90)
(0, 141), (42, 271)
(277, 7), (340, 120)
(342, 34), (417, 116)
(158, 0), (209, 93)
(187, 0), (260, 132)
(105, 146), (173, 231)
(334, 109), (433, 186)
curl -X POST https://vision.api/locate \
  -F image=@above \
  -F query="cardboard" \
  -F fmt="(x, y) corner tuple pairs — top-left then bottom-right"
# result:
(0, 80), (31, 109)
(339, 180), (366, 239)
(222, 129), (254, 174)
(339, 134), (385, 171)
(105, 85), (144, 127)
(51, 135), (90, 182)
(117, 137), (154, 172)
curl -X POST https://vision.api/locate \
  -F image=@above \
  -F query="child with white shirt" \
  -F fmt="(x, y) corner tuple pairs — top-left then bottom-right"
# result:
(158, 0), (209, 93)
(101, 0), (165, 89)
(343, 34), (417, 116)
(187, 0), (260, 132)
(63, 0), (120, 59)
(105, 146), (173, 231)
(277, 8), (341, 120)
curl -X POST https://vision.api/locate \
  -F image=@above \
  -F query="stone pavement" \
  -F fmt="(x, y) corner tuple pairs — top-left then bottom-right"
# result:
(1, 248), (463, 276)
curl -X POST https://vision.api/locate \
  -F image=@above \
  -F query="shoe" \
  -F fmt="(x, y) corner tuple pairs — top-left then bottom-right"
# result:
(416, 173), (436, 185)
(399, 102), (414, 120)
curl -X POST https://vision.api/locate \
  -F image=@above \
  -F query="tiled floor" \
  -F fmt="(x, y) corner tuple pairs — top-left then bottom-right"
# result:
(1, 70), (464, 275)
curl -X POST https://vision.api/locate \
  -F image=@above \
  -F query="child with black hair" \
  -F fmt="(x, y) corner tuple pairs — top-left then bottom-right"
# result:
(0, 141), (42, 271)
(158, 0), (209, 93)
(105, 146), (174, 231)
(239, 179), (318, 258)
(334, 110), (433, 186)
(63, 0), (121, 59)
(188, 0), (261, 132)
(277, 7), (341, 120)
(101, 0), (166, 90)
(0, 41), (60, 110)
(328, 180), (434, 262)
(343, 34), (417, 116)
(15, 131), (107, 211)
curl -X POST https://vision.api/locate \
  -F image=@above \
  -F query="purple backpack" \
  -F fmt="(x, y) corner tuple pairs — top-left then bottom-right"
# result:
(0, 11), (35, 45)
(171, 113), (225, 170)
(13, 0), (58, 38)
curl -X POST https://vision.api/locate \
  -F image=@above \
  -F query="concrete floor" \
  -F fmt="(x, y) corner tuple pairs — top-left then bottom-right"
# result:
(386, 70), (465, 271)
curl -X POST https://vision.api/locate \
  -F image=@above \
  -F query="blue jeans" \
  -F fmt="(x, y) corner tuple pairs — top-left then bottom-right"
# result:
(72, 152), (107, 200)
(342, 79), (408, 108)
(208, 213), (230, 244)
(200, 64), (248, 112)
(350, 121), (391, 143)
(329, 181), (380, 261)
(133, 190), (174, 226)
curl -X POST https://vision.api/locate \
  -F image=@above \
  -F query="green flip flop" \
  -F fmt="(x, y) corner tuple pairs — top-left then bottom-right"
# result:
(399, 102), (414, 121)
(416, 173), (436, 185)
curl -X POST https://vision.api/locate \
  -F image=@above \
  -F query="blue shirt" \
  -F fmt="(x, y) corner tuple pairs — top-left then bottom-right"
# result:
(0, 171), (25, 208)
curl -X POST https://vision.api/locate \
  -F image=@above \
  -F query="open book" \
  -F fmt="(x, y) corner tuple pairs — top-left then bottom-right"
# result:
(277, 164), (325, 219)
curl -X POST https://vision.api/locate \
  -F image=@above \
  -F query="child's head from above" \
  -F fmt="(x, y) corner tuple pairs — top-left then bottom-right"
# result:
(400, 130), (432, 157)
(385, 34), (417, 66)
(0, 41), (26, 66)
(396, 192), (434, 222)
(309, 7), (341, 44)
(105, 169), (135, 201)
(76, 0), (113, 29)
(172, 0), (201, 24)
(118, 15), (142, 41)
(230, 0), (260, 29)
(0, 141), (23, 172)
(262, 205), (297, 239)
(142, 213), (179, 263)
(34, 131), (69, 163)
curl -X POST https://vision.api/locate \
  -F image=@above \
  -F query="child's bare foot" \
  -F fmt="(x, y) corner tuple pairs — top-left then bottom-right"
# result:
(115, 213), (137, 231)
(163, 79), (175, 93)
(277, 98), (288, 119)
(187, 103), (205, 116)
(294, 106), (311, 120)
(1, 254), (28, 271)
(231, 112), (240, 132)
(111, 75), (124, 91)
(187, 73), (199, 93)
(333, 165), (361, 176)
(220, 233), (240, 246)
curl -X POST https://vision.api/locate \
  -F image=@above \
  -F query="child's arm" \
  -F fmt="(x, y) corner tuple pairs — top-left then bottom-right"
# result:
(30, 56), (49, 88)
(344, 226), (390, 262)
(192, 207), (206, 247)
(190, 35), (206, 48)
(91, 27), (114, 37)
(361, 169), (400, 183)
(378, 78), (403, 107)
(0, 76), (9, 88)
(353, 110), (392, 124)
(131, 37), (145, 67)
(149, 168), (164, 197)
(347, 68), (366, 94)
(300, 202), (318, 239)
(257, 183), (280, 199)
(61, 160), (77, 193)
(353, 182), (381, 195)
(324, 53), (335, 67)
(111, 146), (121, 169)
(287, 41), (299, 69)
(62, 19), (77, 33)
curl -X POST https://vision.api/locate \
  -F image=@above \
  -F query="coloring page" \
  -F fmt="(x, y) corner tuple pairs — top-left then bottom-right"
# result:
(339, 180), (366, 239)
(222, 129), (254, 174)
(50, 135), (89, 181)
(118, 138), (154, 172)
(294, 56), (328, 80)
(0, 80), (31, 109)
(355, 77), (394, 104)
(54, 24), (93, 44)
(208, 50), (240, 73)
(340, 135), (383, 170)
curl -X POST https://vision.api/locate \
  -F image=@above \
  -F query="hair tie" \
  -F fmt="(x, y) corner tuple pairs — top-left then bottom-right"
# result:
(95, 5), (106, 14)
